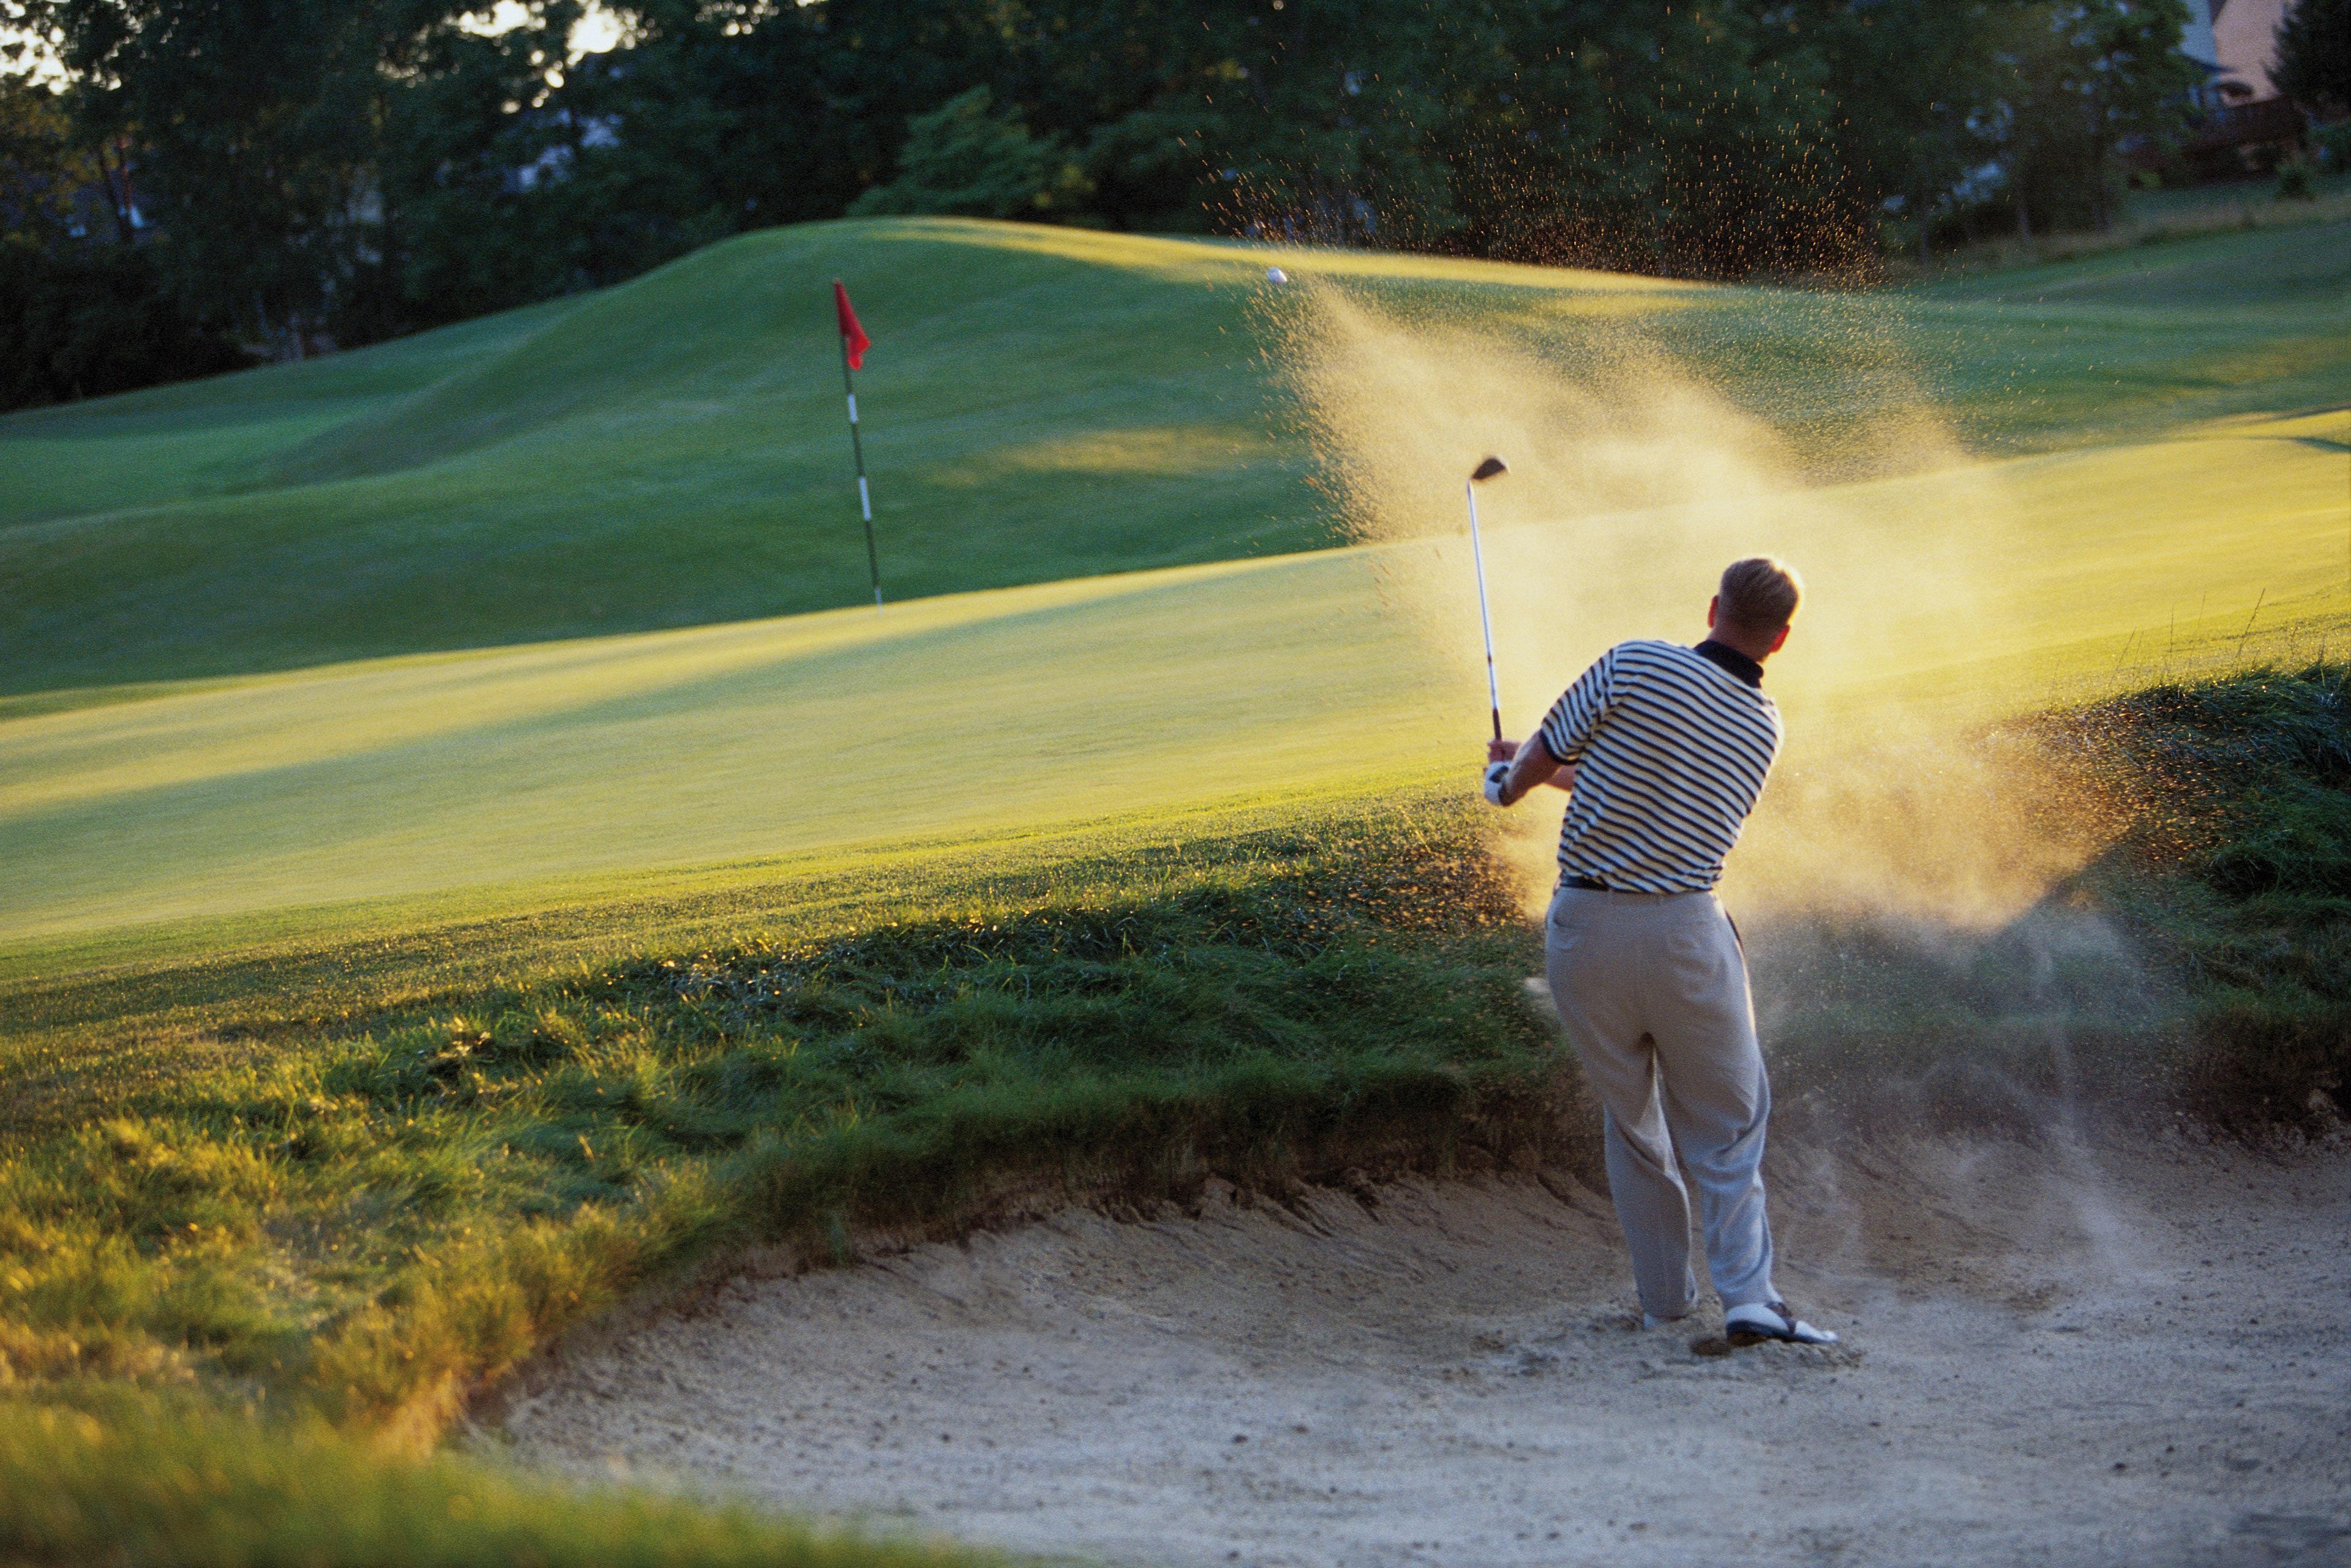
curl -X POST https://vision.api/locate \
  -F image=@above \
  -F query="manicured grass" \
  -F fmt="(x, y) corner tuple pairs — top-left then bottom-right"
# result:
(3, 217), (2344, 697)
(4, 403), (2343, 948)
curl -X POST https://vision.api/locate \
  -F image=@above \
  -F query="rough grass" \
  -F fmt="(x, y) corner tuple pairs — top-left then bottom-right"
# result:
(0, 789), (1589, 1561)
(2060, 664), (2351, 1128)
(0, 793), (1575, 1433)
(2, 673), (2343, 1556)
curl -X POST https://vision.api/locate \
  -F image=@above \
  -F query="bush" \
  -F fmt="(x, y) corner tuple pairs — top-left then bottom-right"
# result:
(2274, 159), (2317, 200)
(2310, 118), (2351, 171)
(849, 88), (1092, 220)
(0, 240), (250, 412)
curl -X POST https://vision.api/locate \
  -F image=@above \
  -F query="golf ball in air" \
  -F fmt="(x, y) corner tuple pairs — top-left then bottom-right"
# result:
(1266, 267), (1288, 283)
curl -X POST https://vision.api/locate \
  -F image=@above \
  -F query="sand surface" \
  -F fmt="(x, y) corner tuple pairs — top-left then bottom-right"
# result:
(499, 1131), (2350, 1567)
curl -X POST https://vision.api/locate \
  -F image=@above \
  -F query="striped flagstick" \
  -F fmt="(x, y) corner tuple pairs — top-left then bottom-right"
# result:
(833, 280), (882, 610)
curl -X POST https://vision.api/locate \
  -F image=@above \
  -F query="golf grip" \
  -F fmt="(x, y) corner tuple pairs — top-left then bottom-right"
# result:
(1466, 481), (1502, 743)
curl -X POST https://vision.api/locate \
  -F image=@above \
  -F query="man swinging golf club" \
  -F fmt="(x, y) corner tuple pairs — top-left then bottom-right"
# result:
(1480, 555), (1837, 1349)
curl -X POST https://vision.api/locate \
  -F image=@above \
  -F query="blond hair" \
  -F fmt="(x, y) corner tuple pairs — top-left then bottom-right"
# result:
(1719, 557), (1804, 635)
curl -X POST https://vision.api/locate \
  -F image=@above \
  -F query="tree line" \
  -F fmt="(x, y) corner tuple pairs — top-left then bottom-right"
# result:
(0, 0), (2331, 409)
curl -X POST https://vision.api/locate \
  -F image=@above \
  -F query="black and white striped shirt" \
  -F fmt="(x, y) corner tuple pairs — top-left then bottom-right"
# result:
(1537, 639), (1781, 894)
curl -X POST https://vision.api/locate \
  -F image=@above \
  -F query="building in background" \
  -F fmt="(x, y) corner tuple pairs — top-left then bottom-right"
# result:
(2172, 0), (2308, 178)
(2211, 0), (2291, 100)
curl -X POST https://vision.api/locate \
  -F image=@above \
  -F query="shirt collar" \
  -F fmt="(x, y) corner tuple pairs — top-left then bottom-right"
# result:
(1693, 639), (1764, 688)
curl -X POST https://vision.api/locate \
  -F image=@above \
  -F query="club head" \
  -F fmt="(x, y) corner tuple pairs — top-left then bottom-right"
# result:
(1470, 456), (1508, 483)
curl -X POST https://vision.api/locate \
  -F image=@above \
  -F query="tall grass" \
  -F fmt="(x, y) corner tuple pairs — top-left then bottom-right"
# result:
(2062, 663), (2351, 1126)
(0, 796), (1578, 1434)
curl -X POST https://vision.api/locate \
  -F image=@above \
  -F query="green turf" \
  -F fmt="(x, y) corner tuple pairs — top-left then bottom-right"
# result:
(4, 403), (2343, 949)
(4, 215), (2349, 1561)
(4, 217), (2345, 699)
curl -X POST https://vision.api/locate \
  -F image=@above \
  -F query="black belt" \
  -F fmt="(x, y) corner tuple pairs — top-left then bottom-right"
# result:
(1561, 875), (1692, 896)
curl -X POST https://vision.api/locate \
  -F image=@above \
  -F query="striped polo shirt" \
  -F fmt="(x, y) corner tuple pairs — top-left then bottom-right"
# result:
(1537, 639), (1782, 894)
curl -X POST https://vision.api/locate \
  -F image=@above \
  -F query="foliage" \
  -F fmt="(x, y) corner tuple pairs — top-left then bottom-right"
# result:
(10, 0), (434, 354)
(0, 793), (1565, 1421)
(2314, 118), (2351, 171)
(1990, 0), (2197, 237)
(849, 88), (1090, 219)
(0, 234), (247, 408)
(0, 76), (249, 407)
(0, 0), (2227, 405)
(2273, 0), (2350, 119)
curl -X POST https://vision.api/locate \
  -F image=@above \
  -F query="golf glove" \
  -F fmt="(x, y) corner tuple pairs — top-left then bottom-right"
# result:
(1482, 760), (1511, 806)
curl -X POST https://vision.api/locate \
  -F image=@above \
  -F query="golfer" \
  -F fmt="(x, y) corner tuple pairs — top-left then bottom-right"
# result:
(1481, 557), (1835, 1348)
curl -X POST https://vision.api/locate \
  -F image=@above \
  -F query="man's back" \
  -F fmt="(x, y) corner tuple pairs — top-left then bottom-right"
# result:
(1538, 638), (1782, 895)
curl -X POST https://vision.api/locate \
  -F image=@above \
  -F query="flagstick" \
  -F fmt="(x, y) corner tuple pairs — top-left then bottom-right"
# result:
(838, 329), (882, 611)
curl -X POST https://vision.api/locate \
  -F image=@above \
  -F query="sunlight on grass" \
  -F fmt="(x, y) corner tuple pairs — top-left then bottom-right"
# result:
(2, 408), (2342, 947)
(947, 423), (1266, 481)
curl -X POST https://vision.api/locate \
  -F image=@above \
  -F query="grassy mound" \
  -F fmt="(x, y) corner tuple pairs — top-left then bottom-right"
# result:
(0, 795), (1572, 1430)
(2, 216), (2344, 696)
(2, 670), (2343, 1558)
(2074, 664), (2351, 1128)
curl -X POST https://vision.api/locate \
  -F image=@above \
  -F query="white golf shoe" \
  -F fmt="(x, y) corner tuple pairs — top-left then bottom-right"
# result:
(1723, 1301), (1839, 1346)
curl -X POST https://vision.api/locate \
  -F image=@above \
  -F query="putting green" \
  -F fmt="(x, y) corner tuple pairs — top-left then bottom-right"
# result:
(4, 405), (2342, 950)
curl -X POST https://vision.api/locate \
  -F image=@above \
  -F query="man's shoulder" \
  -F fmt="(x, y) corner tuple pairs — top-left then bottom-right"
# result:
(1610, 640), (1780, 715)
(1607, 639), (1719, 678)
(1610, 638), (1696, 662)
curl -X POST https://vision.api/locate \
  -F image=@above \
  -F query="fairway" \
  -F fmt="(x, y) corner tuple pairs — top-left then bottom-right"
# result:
(2, 402), (2343, 948)
(4, 215), (2348, 959)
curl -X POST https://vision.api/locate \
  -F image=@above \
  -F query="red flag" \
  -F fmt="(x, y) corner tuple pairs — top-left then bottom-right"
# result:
(833, 280), (870, 370)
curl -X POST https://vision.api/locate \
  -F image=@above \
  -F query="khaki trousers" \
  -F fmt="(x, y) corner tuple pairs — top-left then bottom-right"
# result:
(1543, 885), (1778, 1318)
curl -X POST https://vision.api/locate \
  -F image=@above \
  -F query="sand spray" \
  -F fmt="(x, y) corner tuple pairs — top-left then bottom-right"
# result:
(1275, 279), (2175, 1182)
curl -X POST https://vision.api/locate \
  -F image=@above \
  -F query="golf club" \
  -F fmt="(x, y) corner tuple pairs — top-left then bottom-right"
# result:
(1466, 455), (1509, 742)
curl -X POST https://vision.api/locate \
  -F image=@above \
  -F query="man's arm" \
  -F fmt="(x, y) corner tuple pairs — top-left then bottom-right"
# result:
(1480, 648), (1612, 808)
(1485, 733), (1575, 807)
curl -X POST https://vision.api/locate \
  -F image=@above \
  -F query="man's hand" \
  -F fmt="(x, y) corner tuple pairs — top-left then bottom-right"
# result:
(1479, 736), (1577, 808)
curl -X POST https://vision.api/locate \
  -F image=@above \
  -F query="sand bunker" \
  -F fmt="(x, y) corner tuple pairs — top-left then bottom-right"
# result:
(499, 1132), (2350, 1567)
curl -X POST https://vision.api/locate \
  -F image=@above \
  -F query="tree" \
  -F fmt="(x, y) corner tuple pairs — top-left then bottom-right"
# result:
(848, 86), (1089, 218)
(1990, 1), (2196, 234)
(11, 0), (443, 353)
(0, 78), (246, 410)
(2274, 0), (2350, 120)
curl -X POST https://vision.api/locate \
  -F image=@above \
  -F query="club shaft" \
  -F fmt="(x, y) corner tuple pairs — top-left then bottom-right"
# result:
(1466, 481), (1501, 741)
